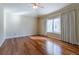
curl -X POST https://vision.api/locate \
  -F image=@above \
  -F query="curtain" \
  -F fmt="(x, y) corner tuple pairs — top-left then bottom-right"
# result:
(61, 10), (77, 44)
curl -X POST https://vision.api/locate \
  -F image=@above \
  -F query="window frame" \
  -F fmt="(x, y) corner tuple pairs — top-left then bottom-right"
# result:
(46, 16), (61, 34)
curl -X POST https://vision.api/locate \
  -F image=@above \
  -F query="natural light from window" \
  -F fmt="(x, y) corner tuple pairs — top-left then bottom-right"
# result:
(46, 16), (61, 34)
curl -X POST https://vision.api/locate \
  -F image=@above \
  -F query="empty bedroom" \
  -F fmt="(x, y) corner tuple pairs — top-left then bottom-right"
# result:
(0, 3), (79, 55)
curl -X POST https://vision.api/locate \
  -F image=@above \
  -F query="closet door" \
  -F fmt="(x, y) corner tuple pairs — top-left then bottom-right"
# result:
(61, 10), (77, 44)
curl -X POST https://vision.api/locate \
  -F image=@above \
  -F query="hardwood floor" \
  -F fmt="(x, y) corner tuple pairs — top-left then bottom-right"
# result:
(0, 36), (79, 55)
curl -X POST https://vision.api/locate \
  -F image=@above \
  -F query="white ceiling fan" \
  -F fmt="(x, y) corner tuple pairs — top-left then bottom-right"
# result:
(31, 3), (44, 9)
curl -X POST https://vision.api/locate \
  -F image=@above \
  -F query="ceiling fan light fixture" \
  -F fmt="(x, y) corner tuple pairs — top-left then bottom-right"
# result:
(33, 5), (38, 9)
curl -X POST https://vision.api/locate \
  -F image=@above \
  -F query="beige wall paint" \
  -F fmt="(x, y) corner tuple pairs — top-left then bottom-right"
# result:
(76, 8), (79, 45)
(5, 11), (37, 38)
(37, 17), (46, 35)
(0, 6), (4, 46)
(0, 8), (38, 46)
(38, 4), (79, 44)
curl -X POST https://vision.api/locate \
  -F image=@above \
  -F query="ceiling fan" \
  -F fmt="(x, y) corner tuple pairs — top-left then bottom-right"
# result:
(32, 3), (44, 9)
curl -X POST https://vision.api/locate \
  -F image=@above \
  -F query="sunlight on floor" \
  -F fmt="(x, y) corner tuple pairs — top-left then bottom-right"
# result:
(46, 40), (62, 55)
(30, 36), (47, 40)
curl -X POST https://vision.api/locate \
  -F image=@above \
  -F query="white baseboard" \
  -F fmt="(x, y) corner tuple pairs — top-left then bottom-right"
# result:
(0, 38), (6, 47)
(0, 33), (36, 47)
(6, 34), (36, 39)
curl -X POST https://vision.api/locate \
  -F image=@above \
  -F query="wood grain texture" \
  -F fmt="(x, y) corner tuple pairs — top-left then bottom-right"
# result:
(0, 36), (79, 55)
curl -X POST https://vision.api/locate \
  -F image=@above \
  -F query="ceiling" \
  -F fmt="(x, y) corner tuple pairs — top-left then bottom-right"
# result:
(2, 3), (71, 17)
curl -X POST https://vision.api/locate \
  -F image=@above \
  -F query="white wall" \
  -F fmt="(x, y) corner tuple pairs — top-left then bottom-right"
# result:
(0, 6), (5, 47)
(5, 11), (37, 39)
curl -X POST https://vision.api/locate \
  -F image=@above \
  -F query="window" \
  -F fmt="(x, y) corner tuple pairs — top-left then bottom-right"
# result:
(46, 16), (61, 34)
(53, 17), (61, 34)
(46, 19), (53, 32)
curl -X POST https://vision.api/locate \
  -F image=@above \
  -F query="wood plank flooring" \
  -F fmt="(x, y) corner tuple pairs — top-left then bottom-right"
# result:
(0, 36), (79, 55)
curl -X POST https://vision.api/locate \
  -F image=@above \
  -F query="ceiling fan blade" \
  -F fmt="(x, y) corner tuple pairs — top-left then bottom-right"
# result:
(26, 3), (44, 9)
